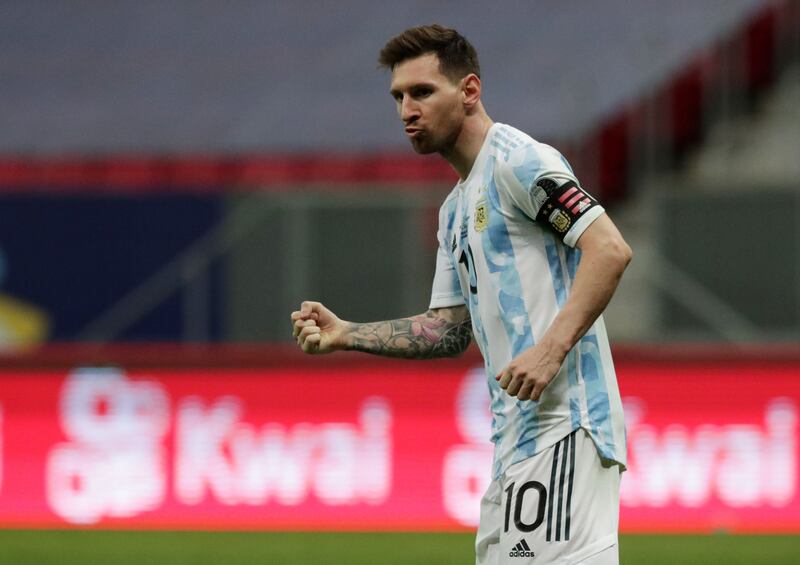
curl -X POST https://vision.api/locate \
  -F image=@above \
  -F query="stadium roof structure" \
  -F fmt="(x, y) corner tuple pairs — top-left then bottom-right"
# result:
(0, 0), (770, 154)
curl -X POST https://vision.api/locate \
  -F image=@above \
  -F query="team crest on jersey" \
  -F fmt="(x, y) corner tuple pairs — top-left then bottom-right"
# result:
(550, 209), (571, 233)
(474, 199), (488, 232)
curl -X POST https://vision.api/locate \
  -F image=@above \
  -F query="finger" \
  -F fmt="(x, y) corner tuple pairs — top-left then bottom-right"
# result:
(302, 333), (321, 353)
(506, 376), (523, 396)
(293, 318), (313, 338)
(299, 325), (321, 340)
(298, 307), (320, 322)
(497, 371), (513, 390)
(297, 325), (321, 349)
(292, 310), (318, 322)
(300, 301), (319, 318)
(517, 380), (535, 401)
(297, 331), (309, 350)
(531, 382), (547, 402)
(294, 318), (317, 337)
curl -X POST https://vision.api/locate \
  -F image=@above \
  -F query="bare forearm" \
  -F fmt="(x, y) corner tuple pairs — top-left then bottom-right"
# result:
(346, 308), (472, 359)
(542, 243), (631, 355)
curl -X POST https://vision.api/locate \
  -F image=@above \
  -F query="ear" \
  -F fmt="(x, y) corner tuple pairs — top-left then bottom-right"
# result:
(461, 74), (482, 108)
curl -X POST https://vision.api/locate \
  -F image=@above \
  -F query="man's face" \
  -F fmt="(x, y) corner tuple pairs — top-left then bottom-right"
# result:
(389, 53), (465, 155)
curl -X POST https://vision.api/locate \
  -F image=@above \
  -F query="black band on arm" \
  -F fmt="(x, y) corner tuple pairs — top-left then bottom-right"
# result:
(533, 178), (600, 242)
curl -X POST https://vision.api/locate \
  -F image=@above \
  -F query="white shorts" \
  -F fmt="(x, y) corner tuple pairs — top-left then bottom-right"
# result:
(476, 428), (621, 565)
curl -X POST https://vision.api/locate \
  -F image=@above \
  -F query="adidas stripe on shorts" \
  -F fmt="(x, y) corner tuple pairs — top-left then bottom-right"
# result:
(475, 428), (621, 564)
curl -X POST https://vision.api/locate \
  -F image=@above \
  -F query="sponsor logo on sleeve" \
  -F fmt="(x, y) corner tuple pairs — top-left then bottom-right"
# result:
(532, 178), (559, 216)
(535, 178), (559, 196)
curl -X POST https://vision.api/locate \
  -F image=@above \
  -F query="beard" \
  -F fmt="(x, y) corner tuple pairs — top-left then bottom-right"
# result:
(408, 121), (462, 155)
(409, 133), (438, 155)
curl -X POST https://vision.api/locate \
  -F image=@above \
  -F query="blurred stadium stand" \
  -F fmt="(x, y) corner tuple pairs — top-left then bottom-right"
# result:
(0, 0), (798, 347)
(0, 0), (773, 153)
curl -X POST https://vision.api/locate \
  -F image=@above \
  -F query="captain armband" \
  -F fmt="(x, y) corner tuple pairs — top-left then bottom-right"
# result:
(531, 177), (601, 242)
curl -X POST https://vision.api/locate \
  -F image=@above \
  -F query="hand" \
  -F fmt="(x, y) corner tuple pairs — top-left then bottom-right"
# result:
(495, 342), (567, 401)
(290, 301), (347, 354)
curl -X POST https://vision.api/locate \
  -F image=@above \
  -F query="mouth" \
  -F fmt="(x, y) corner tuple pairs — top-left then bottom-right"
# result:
(405, 128), (424, 139)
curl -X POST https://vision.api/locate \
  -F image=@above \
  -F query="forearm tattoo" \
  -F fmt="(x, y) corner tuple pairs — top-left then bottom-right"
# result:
(348, 309), (472, 359)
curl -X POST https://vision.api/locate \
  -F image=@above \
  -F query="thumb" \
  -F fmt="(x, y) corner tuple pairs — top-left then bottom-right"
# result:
(300, 301), (320, 320)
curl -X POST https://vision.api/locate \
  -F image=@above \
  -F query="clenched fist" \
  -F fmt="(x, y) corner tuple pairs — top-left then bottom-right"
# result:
(290, 301), (348, 354)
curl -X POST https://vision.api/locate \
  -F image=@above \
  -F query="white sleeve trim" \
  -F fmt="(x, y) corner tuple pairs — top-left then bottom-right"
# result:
(563, 206), (605, 247)
(429, 293), (466, 309)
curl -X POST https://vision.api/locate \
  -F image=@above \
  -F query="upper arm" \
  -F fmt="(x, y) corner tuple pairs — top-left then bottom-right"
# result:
(574, 212), (632, 263)
(498, 144), (604, 247)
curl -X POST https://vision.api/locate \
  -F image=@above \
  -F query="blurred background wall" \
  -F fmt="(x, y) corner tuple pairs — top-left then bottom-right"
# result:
(0, 0), (797, 347)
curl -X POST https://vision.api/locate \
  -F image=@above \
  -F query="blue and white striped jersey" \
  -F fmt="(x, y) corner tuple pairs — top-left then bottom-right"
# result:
(429, 123), (626, 480)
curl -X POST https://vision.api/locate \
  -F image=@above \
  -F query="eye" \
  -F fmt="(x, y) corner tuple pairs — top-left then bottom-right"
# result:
(413, 87), (433, 98)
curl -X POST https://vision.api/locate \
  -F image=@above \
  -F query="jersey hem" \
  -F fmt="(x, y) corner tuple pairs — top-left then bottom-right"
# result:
(429, 294), (465, 309)
(494, 424), (626, 480)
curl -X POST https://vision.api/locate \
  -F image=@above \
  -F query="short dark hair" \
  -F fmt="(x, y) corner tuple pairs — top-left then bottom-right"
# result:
(378, 24), (480, 82)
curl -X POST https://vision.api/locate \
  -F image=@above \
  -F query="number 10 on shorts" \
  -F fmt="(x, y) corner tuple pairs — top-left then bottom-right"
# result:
(504, 479), (571, 542)
(504, 481), (546, 533)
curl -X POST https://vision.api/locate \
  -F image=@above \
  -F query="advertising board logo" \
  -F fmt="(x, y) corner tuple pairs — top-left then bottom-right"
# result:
(175, 396), (392, 507)
(46, 368), (169, 524)
(621, 397), (797, 508)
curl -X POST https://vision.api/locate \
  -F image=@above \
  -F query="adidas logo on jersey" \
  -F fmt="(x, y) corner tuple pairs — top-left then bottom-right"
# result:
(509, 538), (535, 558)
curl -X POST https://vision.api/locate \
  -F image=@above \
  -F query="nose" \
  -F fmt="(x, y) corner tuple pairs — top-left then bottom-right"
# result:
(400, 97), (420, 123)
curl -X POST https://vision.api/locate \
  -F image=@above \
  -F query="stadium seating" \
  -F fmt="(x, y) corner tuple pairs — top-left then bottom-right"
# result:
(0, 0), (771, 154)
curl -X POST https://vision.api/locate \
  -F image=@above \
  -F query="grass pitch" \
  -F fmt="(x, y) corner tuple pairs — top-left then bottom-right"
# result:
(0, 531), (798, 564)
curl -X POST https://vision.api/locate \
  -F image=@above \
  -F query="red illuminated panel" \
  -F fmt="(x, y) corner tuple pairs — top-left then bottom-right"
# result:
(0, 366), (483, 530)
(0, 360), (798, 532)
(617, 361), (800, 533)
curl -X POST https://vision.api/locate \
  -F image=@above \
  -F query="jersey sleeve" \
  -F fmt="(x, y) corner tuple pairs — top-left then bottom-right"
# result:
(429, 245), (465, 309)
(429, 199), (465, 309)
(498, 143), (605, 247)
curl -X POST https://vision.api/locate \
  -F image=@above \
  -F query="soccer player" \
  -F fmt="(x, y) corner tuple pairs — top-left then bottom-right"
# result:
(291, 24), (631, 564)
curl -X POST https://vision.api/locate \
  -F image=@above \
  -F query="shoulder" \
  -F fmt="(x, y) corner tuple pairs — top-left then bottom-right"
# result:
(489, 125), (571, 191)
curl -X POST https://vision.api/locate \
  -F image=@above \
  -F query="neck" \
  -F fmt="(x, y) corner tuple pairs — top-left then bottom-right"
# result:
(441, 107), (494, 181)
